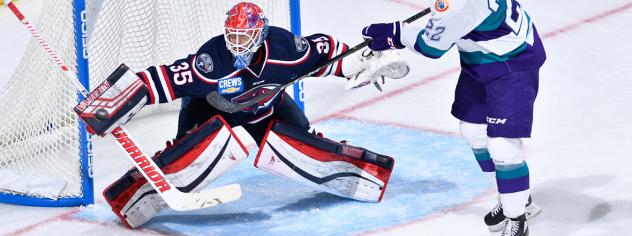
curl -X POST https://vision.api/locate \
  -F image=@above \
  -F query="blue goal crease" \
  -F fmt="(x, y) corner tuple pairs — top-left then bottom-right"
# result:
(72, 119), (491, 236)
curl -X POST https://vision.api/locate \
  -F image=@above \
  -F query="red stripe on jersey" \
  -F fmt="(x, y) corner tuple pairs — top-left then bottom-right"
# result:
(334, 44), (349, 77)
(138, 72), (155, 104)
(326, 35), (336, 60)
(313, 66), (328, 77)
(314, 35), (340, 77)
(159, 65), (176, 101)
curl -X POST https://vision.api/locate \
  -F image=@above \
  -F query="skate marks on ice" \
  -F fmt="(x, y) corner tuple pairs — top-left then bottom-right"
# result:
(531, 175), (632, 236)
(73, 118), (492, 236)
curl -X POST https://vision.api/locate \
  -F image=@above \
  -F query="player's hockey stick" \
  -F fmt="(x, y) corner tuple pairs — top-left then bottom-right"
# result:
(4, 1), (241, 211)
(206, 7), (432, 113)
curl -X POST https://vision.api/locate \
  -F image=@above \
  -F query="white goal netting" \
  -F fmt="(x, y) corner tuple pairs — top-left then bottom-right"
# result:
(0, 0), (294, 203)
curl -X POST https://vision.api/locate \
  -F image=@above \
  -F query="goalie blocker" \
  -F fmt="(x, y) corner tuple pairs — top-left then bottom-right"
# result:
(256, 121), (395, 202)
(103, 115), (248, 228)
(74, 64), (148, 136)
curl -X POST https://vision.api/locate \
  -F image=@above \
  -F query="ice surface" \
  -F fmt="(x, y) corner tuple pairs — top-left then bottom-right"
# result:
(2, 0), (632, 235)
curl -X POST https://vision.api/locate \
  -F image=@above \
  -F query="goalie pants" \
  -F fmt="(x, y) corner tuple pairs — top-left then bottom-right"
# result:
(177, 93), (309, 144)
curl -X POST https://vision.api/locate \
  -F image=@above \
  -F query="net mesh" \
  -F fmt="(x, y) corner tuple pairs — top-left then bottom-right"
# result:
(0, 0), (292, 200)
(0, 0), (81, 199)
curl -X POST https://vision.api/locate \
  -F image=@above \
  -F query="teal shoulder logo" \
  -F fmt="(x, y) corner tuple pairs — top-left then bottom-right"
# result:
(218, 77), (244, 94)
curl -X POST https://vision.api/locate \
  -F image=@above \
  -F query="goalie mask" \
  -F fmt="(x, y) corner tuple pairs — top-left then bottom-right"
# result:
(224, 2), (269, 69)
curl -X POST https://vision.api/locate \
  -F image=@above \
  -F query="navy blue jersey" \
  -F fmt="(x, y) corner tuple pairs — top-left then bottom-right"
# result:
(138, 26), (349, 124)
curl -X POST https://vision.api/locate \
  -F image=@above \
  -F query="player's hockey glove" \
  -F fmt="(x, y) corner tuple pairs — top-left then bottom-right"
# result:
(362, 21), (405, 51)
(342, 48), (409, 91)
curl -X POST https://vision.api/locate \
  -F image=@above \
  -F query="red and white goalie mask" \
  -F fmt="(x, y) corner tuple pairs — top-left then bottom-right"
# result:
(224, 2), (269, 69)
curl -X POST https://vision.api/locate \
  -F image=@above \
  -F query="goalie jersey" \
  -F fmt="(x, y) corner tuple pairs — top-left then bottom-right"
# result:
(137, 26), (349, 124)
(401, 0), (546, 82)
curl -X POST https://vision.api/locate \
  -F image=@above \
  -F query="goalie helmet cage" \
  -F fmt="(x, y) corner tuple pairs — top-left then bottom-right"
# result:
(0, 0), (301, 207)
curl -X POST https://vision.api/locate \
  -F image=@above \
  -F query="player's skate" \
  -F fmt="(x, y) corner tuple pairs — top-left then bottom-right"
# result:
(500, 214), (528, 236)
(485, 196), (541, 232)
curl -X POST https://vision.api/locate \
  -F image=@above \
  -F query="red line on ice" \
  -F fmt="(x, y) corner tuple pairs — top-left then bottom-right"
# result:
(319, 0), (632, 124)
(346, 1), (632, 235)
(8, 1), (632, 235)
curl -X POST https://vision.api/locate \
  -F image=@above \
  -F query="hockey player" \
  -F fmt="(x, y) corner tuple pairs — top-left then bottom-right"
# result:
(360, 0), (544, 235)
(74, 2), (408, 228)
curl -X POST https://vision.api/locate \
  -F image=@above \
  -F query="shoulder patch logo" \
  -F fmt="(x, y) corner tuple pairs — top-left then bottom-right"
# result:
(196, 53), (214, 73)
(434, 0), (449, 12)
(294, 35), (309, 53)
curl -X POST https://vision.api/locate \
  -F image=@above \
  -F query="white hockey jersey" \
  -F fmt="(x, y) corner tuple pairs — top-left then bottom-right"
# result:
(401, 0), (545, 82)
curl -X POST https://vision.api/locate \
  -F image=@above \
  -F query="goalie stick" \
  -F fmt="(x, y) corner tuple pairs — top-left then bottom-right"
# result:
(4, 1), (241, 211)
(206, 7), (432, 114)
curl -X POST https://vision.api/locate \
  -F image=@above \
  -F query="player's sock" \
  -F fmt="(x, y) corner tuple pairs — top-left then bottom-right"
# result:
(496, 162), (530, 217)
(472, 148), (497, 183)
(103, 115), (248, 228)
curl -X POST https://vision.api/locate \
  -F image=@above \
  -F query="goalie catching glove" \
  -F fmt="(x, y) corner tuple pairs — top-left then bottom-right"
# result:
(255, 121), (395, 202)
(103, 116), (248, 228)
(342, 48), (410, 91)
(74, 64), (148, 136)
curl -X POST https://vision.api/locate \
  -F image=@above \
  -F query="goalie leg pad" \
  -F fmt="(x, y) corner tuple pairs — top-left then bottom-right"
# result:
(254, 121), (394, 202)
(74, 64), (148, 136)
(103, 115), (248, 228)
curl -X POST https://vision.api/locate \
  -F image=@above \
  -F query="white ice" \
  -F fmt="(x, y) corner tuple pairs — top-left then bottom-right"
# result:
(1, 0), (632, 235)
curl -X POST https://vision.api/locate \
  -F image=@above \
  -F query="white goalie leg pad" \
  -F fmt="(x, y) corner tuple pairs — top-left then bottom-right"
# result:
(343, 49), (410, 90)
(255, 121), (394, 202)
(103, 116), (248, 228)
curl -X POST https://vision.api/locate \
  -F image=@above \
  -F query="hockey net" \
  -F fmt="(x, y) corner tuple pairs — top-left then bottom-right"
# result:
(0, 0), (296, 206)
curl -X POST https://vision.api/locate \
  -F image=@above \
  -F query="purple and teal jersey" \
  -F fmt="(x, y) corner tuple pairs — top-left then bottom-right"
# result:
(401, 0), (545, 82)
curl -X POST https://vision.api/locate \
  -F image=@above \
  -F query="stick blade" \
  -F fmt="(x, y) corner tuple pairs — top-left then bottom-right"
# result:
(169, 184), (242, 211)
(206, 92), (242, 113)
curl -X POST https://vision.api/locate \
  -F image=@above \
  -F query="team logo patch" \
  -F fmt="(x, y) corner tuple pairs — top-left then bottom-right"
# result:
(294, 35), (309, 53)
(196, 53), (214, 73)
(232, 84), (280, 113)
(218, 77), (244, 95)
(434, 0), (449, 12)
